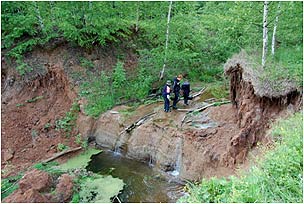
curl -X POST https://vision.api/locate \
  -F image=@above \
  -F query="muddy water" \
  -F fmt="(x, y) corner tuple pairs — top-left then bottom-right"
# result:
(87, 149), (185, 203)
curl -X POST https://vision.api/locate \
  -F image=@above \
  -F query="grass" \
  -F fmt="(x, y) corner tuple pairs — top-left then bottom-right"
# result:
(179, 111), (303, 203)
(55, 102), (80, 136)
(247, 46), (303, 89)
(1, 174), (23, 200)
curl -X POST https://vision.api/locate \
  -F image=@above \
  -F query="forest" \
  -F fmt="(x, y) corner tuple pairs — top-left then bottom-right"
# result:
(1, 1), (303, 203)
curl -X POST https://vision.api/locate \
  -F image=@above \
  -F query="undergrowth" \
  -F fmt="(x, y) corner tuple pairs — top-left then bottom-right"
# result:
(179, 111), (303, 203)
(1, 174), (23, 200)
(55, 101), (80, 137)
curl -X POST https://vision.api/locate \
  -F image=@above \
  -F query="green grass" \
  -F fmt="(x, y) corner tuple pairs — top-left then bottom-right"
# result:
(247, 46), (303, 89)
(179, 111), (303, 203)
(1, 174), (23, 200)
(55, 102), (80, 136)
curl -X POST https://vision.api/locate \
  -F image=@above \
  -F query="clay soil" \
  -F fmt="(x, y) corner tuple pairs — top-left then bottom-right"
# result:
(1, 65), (80, 178)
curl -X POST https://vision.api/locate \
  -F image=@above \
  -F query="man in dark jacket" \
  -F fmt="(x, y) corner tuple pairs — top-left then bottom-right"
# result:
(162, 80), (172, 112)
(181, 80), (190, 105)
(172, 74), (183, 109)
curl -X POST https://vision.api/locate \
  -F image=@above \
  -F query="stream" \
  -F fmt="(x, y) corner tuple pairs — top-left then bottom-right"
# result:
(87, 149), (186, 203)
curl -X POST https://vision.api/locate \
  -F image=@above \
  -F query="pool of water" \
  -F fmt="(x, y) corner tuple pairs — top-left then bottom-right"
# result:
(87, 149), (185, 203)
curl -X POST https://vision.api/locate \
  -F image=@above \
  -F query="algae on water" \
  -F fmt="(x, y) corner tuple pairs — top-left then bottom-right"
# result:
(59, 148), (102, 171)
(79, 174), (125, 203)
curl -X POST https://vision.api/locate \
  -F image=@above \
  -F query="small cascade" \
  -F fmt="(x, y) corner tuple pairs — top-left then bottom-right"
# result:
(114, 142), (122, 155)
(170, 137), (183, 176)
(113, 132), (132, 156)
(148, 154), (154, 167)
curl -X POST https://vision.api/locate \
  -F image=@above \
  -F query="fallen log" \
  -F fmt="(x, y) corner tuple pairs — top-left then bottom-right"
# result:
(119, 112), (156, 135)
(191, 87), (206, 98)
(43, 146), (82, 163)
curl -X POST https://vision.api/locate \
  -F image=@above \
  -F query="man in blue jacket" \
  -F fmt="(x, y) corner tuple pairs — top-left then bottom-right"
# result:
(162, 80), (172, 112)
(181, 80), (190, 105)
(172, 74), (183, 109)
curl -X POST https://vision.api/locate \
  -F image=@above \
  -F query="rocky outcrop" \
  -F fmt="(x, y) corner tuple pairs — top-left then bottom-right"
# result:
(93, 103), (238, 180)
(3, 169), (53, 203)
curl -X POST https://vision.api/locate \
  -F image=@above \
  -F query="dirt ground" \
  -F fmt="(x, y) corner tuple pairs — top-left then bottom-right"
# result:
(1, 65), (79, 178)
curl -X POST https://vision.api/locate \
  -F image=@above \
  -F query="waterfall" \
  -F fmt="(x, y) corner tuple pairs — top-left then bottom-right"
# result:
(114, 142), (122, 155)
(148, 154), (154, 167)
(170, 137), (183, 176)
(113, 132), (131, 156)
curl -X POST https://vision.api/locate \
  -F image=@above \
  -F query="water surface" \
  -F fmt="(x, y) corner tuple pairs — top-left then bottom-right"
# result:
(87, 149), (185, 203)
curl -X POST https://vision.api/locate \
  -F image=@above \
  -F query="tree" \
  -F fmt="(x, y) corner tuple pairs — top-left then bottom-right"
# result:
(159, 1), (172, 80)
(271, 2), (281, 56)
(262, 1), (269, 68)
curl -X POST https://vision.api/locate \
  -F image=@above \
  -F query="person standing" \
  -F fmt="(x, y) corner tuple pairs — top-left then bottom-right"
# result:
(172, 74), (183, 109)
(162, 80), (171, 112)
(181, 80), (190, 105)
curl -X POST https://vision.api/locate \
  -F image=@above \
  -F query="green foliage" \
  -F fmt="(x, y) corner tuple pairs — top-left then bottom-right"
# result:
(16, 103), (25, 107)
(208, 81), (229, 99)
(1, 174), (23, 200)
(75, 133), (82, 145)
(31, 129), (38, 138)
(44, 122), (51, 130)
(112, 61), (126, 89)
(79, 71), (113, 118)
(75, 133), (89, 150)
(33, 161), (63, 175)
(78, 174), (124, 203)
(71, 193), (80, 203)
(57, 143), (68, 152)
(179, 111), (303, 203)
(55, 102), (80, 136)
(80, 57), (94, 69)
(59, 148), (102, 171)
(26, 95), (43, 103)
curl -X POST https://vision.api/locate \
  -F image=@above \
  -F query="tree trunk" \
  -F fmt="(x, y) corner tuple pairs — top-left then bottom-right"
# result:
(262, 1), (269, 68)
(271, 2), (281, 56)
(159, 1), (173, 80)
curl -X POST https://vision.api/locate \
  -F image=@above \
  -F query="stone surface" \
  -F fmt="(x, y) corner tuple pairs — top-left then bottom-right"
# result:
(3, 189), (49, 203)
(18, 169), (52, 193)
(55, 174), (74, 202)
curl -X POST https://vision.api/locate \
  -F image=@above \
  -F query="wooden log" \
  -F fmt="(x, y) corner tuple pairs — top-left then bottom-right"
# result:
(192, 87), (206, 98)
(42, 146), (82, 163)
(119, 112), (156, 135)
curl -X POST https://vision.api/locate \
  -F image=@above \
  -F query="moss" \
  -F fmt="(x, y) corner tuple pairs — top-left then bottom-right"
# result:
(79, 174), (124, 203)
(59, 148), (102, 171)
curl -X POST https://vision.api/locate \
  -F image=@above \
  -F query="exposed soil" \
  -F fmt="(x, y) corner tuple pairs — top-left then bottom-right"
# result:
(1, 42), (139, 178)
(1, 64), (79, 177)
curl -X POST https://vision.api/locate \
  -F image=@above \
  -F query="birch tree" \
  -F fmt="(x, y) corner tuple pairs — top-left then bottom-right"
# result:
(159, 1), (172, 80)
(262, 1), (269, 68)
(271, 2), (281, 56)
